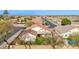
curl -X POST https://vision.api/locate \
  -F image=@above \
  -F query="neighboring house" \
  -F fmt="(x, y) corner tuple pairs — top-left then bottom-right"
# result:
(54, 25), (79, 38)
(72, 22), (79, 27)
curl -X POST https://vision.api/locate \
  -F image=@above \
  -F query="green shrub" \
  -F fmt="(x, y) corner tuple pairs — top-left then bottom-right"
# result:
(61, 18), (71, 25)
(33, 36), (50, 45)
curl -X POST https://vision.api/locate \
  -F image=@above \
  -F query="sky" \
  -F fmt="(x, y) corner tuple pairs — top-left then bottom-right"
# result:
(0, 10), (79, 15)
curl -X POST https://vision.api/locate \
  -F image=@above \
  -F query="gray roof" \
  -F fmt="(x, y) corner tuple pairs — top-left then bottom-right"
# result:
(54, 25), (76, 34)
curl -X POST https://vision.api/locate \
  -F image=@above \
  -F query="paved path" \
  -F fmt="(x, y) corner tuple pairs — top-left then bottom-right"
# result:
(0, 27), (24, 49)
(45, 19), (57, 28)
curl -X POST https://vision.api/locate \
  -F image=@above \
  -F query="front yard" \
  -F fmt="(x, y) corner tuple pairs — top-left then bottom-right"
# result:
(66, 34), (79, 47)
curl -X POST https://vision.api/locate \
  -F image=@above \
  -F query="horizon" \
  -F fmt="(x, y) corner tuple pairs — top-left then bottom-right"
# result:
(0, 10), (79, 16)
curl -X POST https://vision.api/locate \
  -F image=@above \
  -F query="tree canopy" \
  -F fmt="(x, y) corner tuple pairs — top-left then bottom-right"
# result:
(3, 10), (9, 15)
(0, 20), (13, 35)
(61, 18), (71, 25)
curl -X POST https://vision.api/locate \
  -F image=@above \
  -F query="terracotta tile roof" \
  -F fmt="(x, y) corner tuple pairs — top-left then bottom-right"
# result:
(23, 24), (50, 36)
(24, 29), (37, 36)
(54, 25), (76, 34)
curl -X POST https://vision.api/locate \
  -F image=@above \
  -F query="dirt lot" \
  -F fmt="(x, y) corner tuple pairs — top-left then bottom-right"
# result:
(15, 45), (53, 49)
(4, 45), (79, 49)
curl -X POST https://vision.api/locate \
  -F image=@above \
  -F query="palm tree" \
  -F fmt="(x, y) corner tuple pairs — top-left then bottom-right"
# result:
(3, 10), (9, 20)
(3, 10), (9, 15)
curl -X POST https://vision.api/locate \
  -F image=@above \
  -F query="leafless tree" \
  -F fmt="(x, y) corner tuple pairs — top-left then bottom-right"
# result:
(50, 29), (64, 49)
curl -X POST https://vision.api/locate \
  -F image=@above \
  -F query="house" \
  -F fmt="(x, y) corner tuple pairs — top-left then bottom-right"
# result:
(22, 24), (51, 42)
(22, 16), (52, 42)
(54, 25), (79, 38)
(31, 24), (50, 34)
(22, 29), (37, 42)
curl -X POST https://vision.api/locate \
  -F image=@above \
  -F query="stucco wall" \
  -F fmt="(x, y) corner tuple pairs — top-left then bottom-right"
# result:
(61, 28), (79, 38)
